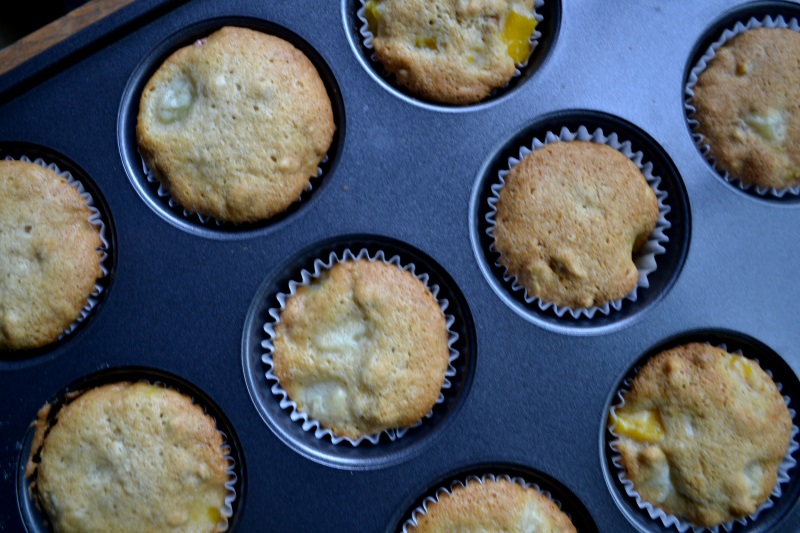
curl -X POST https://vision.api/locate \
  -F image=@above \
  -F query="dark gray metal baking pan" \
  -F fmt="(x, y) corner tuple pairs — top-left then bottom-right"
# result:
(1, 0), (799, 531)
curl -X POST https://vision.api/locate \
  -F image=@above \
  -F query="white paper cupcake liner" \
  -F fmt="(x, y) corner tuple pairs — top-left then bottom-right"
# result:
(684, 15), (800, 198)
(3, 154), (109, 342)
(401, 473), (570, 532)
(140, 151), (325, 226)
(28, 379), (238, 531)
(608, 343), (799, 532)
(485, 125), (671, 319)
(357, 0), (544, 91)
(261, 247), (460, 446)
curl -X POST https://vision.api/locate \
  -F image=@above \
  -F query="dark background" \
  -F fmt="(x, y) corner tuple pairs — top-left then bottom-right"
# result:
(0, 1), (90, 48)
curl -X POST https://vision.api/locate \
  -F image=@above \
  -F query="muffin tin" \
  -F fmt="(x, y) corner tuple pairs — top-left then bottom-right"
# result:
(2, 0), (800, 531)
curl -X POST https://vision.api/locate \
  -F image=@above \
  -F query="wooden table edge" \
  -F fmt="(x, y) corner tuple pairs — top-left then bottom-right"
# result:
(0, 0), (137, 77)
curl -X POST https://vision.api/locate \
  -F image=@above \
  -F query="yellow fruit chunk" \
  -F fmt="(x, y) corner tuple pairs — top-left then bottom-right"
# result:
(743, 109), (786, 144)
(365, 1), (380, 34)
(730, 354), (755, 380)
(502, 10), (537, 64)
(207, 507), (222, 524)
(612, 408), (665, 443)
(414, 36), (438, 51)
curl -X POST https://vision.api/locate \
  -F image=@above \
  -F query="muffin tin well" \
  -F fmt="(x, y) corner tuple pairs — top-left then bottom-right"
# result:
(683, 1), (800, 202)
(600, 330), (800, 533)
(16, 366), (246, 533)
(0, 141), (116, 366)
(2, 0), (800, 530)
(341, 0), (562, 111)
(392, 463), (597, 533)
(242, 235), (476, 470)
(117, 16), (345, 239)
(470, 110), (691, 335)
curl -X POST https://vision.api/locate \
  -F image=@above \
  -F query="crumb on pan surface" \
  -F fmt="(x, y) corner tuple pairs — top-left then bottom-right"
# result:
(408, 477), (576, 532)
(28, 382), (231, 533)
(693, 27), (800, 189)
(494, 141), (658, 310)
(0, 160), (102, 350)
(272, 259), (450, 440)
(366, 0), (537, 104)
(137, 26), (335, 223)
(609, 343), (793, 527)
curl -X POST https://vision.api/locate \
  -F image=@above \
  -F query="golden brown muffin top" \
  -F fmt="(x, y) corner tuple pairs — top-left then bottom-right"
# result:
(494, 141), (658, 309)
(29, 382), (231, 533)
(137, 26), (335, 222)
(0, 160), (102, 350)
(273, 259), (450, 439)
(368, 0), (536, 104)
(409, 477), (577, 533)
(693, 28), (800, 189)
(610, 343), (793, 527)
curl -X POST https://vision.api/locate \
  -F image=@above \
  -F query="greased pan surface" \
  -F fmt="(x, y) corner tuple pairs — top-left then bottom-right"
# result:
(1, 1), (800, 531)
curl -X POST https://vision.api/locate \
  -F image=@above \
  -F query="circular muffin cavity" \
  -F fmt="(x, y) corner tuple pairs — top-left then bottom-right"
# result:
(685, 13), (800, 198)
(137, 26), (334, 223)
(404, 474), (576, 532)
(605, 338), (799, 531)
(487, 126), (669, 319)
(357, 0), (542, 105)
(242, 236), (475, 469)
(23, 376), (239, 533)
(0, 156), (108, 352)
(346, 0), (560, 108)
(397, 466), (598, 532)
(120, 18), (344, 237)
(264, 248), (458, 444)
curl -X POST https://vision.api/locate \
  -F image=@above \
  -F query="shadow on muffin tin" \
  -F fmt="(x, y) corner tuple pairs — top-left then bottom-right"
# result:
(117, 16), (346, 239)
(0, 141), (117, 368)
(469, 110), (691, 335)
(16, 366), (246, 533)
(387, 463), (598, 533)
(241, 234), (476, 470)
(682, 0), (800, 205)
(340, 0), (561, 112)
(599, 330), (800, 533)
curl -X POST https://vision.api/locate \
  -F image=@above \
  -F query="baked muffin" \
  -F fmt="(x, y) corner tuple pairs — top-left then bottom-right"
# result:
(609, 343), (793, 527)
(692, 27), (800, 189)
(272, 259), (450, 439)
(365, 0), (538, 104)
(28, 382), (231, 533)
(137, 26), (335, 223)
(408, 477), (577, 532)
(493, 141), (658, 310)
(0, 160), (103, 350)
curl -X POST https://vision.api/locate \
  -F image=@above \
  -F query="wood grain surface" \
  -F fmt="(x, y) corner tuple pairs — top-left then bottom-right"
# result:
(0, 0), (137, 77)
